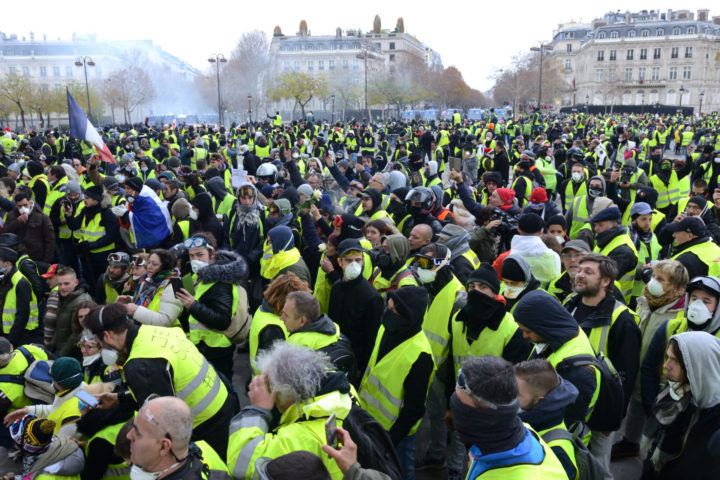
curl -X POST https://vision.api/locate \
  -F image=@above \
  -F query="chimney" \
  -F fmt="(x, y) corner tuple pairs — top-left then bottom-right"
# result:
(698, 9), (709, 21)
(625, 11), (631, 23)
(667, 9), (673, 20)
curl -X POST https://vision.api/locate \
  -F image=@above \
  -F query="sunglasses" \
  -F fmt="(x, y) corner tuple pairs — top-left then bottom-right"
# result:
(183, 237), (214, 250)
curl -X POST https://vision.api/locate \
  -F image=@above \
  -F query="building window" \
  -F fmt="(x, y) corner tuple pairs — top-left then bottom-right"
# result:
(293, 61), (300, 71)
(685, 47), (693, 58)
(307, 60), (313, 71)
(651, 67), (660, 81)
(318, 60), (324, 70)
(353, 59), (359, 70)
(39, 66), (47, 77)
(566, 43), (572, 53)
(626, 49), (634, 60)
(389, 42), (395, 50)
(641, 29), (649, 37)
(623, 90), (632, 105)
(669, 67), (678, 80)
(283, 61), (290, 72)
(653, 48), (661, 59)
(671, 47), (679, 58)
(609, 50), (616, 61)
(625, 68), (633, 81)
(608, 69), (616, 81)
(687, 27), (695, 34)
(609, 31), (617, 39)
(329, 60), (335, 70)
(598, 32), (606, 39)
(342, 59), (349, 70)
(389, 54), (395, 61)
(667, 90), (676, 104)
(8, 66), (16, 75)
(597, 50), (604, 61)
(636, 90), (645, 103)
(672, 27), (681, 35)
(22, 66), (29, 76)
(565, 59), (572, 72)
(656, 28), (664, 36)
(594, 69), (602, 81)
(638, 67), (646, 81)
(628, 30), (636, 38)
(649, 89), (659, 103)
(52, 66), (60, 77)
(683, 66), (692, 80)
(66, 65), (72, 77)
(640, 48), (647, 60)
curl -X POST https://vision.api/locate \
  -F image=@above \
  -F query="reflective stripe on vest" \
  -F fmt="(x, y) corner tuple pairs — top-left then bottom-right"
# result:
(2, 270), (39, 333)
(423, 276), (464, 365)
(569, 196), (592, 240)
(594, 233), (638, 302)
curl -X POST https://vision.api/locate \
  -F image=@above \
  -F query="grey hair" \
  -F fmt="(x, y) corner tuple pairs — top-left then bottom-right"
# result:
(255, 342), (332, 404)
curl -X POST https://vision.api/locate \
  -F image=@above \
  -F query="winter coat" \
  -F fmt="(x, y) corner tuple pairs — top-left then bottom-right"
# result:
(133, 276), (184, 327)
(54, 288), (92, 357)
(507, 235), (561, 288)
(3, 203), (55, 263)
(468, 226), (497, 264)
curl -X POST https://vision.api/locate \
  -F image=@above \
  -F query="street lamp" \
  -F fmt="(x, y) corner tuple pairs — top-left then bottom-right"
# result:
(679, 85), (686, 109)
(357, 46), (380, 121)
(248, 94), (252, 123)
(699, 90), (705, 115)
(331, 94), (335, 122)
(529, 43), (553, 109)
(208, 53), (227, 126)
(74, 56), (95, 122)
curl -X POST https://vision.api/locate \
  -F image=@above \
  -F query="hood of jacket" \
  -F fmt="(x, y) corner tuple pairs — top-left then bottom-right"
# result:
(513, 290), (580, 350)
(589, 174), (606, 196)
(503, 253), (533, 283)
(385, 233), (410, 266)
(171, 197), (192, 220)
(443, 231), (470, 260)
(197, 250), (248, 284)
(205, 176), (227, 200)
(518, 377), (579, 431)
(294, 314), (337, 337)
(510, 235), (551, 258)
(190, 191), (215, 220)
(674, 331), (720, 409)
(595, 225), (628, 250)
(363, 188), (383, 213)
(29, 436), (83, 475)
(268, 225), (295, 253)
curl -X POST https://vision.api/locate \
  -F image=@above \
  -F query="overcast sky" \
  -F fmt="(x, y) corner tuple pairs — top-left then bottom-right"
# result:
(2, 0), (714, 91)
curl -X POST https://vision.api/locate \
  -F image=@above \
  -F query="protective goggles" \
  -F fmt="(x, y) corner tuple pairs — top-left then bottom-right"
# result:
(238, 187), (255, 198)
(456, 368), (503, 410)
(107, 253), (130, 266)
(267, 205), (280, 215)
(414, 254), (446, 270)
(131, 255), (147, 267)
(183, 237), (214, 250)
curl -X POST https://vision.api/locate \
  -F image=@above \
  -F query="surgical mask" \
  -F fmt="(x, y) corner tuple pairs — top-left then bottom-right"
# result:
(588, 187), (603, 198)
(141, 166), (148, 172)
(19, 206), (31, 215)
(343, 261), (362, 281)
(534, 342), (548, 354)
(417, 267), (437, 284)
(646, 278), (664, 297)
(687, 299), (713, 326)
(503, 284), (525, 299)
(571, 172), (583, 183)
(101, 348), (119, 366)
(189, 209), (198, 221)
(714, 157), (720, 164)
(130, 463), (181, 480)
(554, 235), (565, 246)
(82, 353), (101, 367)
(292, 153), (300, 159)
(190, 259), (209, 274)
(116, 174), (126, 184)
(0, 266), (8, 275)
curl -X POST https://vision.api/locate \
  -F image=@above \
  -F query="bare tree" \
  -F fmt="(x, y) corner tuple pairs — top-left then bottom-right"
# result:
(105, 67), (155, 123)
(222, 30), (270, 118)
(0, 74), (32, 130)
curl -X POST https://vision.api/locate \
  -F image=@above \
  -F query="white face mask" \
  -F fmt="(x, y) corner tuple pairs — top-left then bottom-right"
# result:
(417, 267), (437, 284)
(82, 352), (101, 367)
(534, 342), (548, 354)
(292, 153), (300, 159)
(190, 259), (209, 274)
(646, 278), (665, 297)
(101, 348), (119, 366)
(571, 172), (583, 183)
(130, 463), (180, 480)
(714, 157), (720, 164)
(687, 299), (713, 326)
(127, 196), (135, 204)
(343, 261), (362, 281)
(141, 166), (148, 172)
(504, 284), (525, 299)
(19, 206), (31, 215)
(189, 209), (198, 221)
(554, 235), (565, 246)
(116, 174), (126, 184)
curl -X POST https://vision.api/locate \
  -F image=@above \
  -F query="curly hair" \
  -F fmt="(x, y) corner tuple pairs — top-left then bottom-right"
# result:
(256, 343), (332, 405)
(263, 273), (311, 315)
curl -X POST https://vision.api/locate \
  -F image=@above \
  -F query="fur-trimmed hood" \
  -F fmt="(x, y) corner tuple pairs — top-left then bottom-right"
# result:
(197, 250), (248, 283)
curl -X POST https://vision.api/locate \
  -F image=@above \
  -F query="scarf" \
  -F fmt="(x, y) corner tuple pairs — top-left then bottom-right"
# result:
(103, 272), (130, 292)
(450, 393), (526, 455)
(134, 269), (181, 308)
(260, 247), (301, 280)
(643, 285), (685, 311)
(235, 205), (260, 227)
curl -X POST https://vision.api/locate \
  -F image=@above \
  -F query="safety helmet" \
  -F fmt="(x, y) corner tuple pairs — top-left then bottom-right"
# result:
(567, 147), (584, 161)
(686, 276), (720, 299)
(256, 163), (278, 184)
(405, 187), (435, 215)
(107, 252), (131, 267)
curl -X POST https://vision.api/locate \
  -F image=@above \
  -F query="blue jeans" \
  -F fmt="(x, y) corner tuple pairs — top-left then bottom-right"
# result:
(396, 434), (417, 480)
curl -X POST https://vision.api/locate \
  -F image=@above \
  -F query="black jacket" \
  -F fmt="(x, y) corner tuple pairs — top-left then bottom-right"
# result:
(668, 236), (714, 279)
(595, 226), (637, 279)
(328, 275), (383, 376)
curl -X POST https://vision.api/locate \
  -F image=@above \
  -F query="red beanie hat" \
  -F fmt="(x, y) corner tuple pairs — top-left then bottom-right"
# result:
(496, 188), (516, 210)
(529, 187), (548, 204)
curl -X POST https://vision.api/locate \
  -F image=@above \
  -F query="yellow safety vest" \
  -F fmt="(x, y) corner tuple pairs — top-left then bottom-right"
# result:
(564, 181), (587, 212)
(43, 176), (68, 216)
(59, 202), (84, 240)
(460, 250), (481, 270)
(358, 325), (435, 434)
(451, 311), (519, 377)
(422, 276), (465, 365)
(85, 422), (131, 480)
(248, 307), (288, 375)
(539, 424), (579, 480)
(569, 196), (592, 240)
(288, 321), (341, 350)
(594, 233), (638, 303)
(1, 270), (39, 333)
(188, 277), (236, 348)
(671, 240), (720, 277)
(649, 171), (682, 210)
(633, 235), (662, 297)
(80, 212), (114, 254)
(0, 345), (47, 410)
(124, 326), (228, 428)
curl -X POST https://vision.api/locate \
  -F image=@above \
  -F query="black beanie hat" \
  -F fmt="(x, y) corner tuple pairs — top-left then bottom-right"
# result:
(501, 257), (526, 282)
(387, 286), (428, 323)
(467, 263), (501, 293)
(83, 185), (104, 202)
(26, 160), (44, 178)
(123, 177), (143, 192)
(546, 214), (567, 230)
(518, 213), (544, 235)
(688, 195), (708, 211)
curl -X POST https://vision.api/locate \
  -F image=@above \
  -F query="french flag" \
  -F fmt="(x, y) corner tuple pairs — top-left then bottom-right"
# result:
(67, 90), (116, 164)
(129, 185), (172, 248)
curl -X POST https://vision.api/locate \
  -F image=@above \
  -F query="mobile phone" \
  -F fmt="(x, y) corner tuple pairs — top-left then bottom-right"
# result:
(449, 157), (462, 171)
(325, 414), (338, 447)
(75, 390), (99, 409)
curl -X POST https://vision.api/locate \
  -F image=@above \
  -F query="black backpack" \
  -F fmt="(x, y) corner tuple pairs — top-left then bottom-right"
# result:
(556, 325), (625, 431)
(541, 428), (609, 480)
(342, 402), (403, 480)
